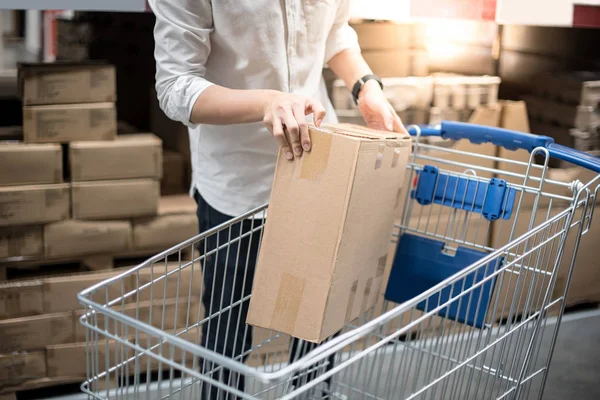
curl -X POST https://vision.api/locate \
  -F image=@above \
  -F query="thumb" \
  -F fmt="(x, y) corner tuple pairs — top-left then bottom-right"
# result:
(306, 99), (327, 127)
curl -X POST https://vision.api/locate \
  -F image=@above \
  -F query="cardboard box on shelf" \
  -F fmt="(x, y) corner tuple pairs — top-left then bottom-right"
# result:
(0, 280), (44, 319)
(0, 184), (70, 227)
(23, 103), (117, 144)
(0, 126), (23, 141)
(18, 62), (116, 106)
(43, 269), (131, 313)
(161, 150), (186, 195)
(44, 220), (132, 259)
(134, 262), (203, 303)
(361, 50), (411, 78)
(0, 225), (44, 260)
(350, 22), (413, 51)
(69, 134), (163, 181)
(158, 194), (197, 216)
(0, 143), (62, 186)
(493, 202), (600, 310)
(73, 298), (200, 342)
(132, 213), (197, 251)
(247, 124), (412, 342)
(0, 351), (47, 386)
(46, 342), (87, 378)
(0, 312), (73, 352)
(71, 179), (159, 220)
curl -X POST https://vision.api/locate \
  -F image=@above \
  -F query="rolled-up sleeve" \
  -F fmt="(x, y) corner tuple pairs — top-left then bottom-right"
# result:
(149, 0), (214, 127)
(324, 0), (360, 64)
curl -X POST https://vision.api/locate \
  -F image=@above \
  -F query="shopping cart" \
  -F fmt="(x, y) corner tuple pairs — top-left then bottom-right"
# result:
(78, 121), (600, 400)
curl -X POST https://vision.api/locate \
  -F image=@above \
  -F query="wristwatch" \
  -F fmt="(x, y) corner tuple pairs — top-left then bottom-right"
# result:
(352, 74), (383, 105)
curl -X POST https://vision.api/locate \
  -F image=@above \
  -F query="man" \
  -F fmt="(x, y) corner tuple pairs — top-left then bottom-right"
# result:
(149, 0), (407, 397)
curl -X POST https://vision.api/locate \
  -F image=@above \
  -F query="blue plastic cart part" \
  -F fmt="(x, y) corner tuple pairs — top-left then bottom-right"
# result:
(384, 233), (502, 329)
(411, 165), (516, 221)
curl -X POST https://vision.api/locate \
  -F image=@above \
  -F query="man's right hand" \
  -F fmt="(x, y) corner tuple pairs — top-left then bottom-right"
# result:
(263, 93), (326, 160)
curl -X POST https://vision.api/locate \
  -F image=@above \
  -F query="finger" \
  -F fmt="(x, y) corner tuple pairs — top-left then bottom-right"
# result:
(272, 117), (293, 160)
(390, 105), (409, 135)
(306, 99), (327, 127)
(293, 103), (311, 152)
(283, 108), (302, 157)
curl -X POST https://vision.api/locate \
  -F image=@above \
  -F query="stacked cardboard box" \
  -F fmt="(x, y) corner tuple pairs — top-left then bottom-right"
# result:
(0, 265), (204, 392)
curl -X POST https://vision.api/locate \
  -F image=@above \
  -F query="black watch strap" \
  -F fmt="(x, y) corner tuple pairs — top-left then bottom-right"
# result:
(352, 74), (383, 105)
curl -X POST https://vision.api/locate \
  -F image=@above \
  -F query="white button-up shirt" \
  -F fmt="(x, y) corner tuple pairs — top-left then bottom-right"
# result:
(150, 0), (359, 217)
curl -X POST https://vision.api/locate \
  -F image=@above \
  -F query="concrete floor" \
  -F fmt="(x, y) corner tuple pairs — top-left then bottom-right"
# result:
(541, 310), (600, 400)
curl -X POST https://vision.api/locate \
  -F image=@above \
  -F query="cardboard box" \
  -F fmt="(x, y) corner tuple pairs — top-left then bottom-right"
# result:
(44, 220), (132, 259)
(0, 280), (44, 319)
(0, 142), (62, 186)
(70, 134), (163, 181)
(158, 194), (197, 215)
(134, 262), (203, 303)
(493, 203), (600, 310)
(247, 124), (411, 342)
(362, 50), (411, 78)
(23, 103), (117, 144)
(0, 126), (22, 141)
(73, 298), (200, 342)
(351, 22), (413, 51)
(48, 332), (200, 379)
(71, 179), (159, 219)
(0, 312), (73, 352)
(18, 62), (116, 105)
(0, 184), (70, 227)
(0, 351), (47, 386)
(0, 225), (44, 259)
(46, 342), (87, 378)
(161, 150), (186, 195)
(132, 213), (197, 250)
(43, 269), (131, 313)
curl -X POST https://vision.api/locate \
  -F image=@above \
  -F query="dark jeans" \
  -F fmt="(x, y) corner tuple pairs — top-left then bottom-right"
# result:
(195, 191), (336, 399)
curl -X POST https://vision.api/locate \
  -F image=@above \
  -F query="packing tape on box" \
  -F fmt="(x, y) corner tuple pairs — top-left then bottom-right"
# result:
(344, 279), (359, 322)
(272, 272), (305, 333)
(299, 130), (332, 181)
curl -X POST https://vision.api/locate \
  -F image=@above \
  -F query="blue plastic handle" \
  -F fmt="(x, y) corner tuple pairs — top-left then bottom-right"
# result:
(407, 121), (600, 173)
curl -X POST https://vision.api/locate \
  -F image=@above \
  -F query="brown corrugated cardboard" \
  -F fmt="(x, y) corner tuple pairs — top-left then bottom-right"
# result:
(69, 134), (163, 181)
(44, 220), (132, 259)
(135, 262), (203, 302)
(161, 150), (186, 195)
(73, 298), (200, 342)
(23, 103), (117, 144)
(0, 142), (62, 186)
(0, 184), (70, 227)
(0, 126), (22, 141)
(0, 280), (44, 319)
(132, 214), (197, 250)
(158, 194), (197, 215)
(362, 50), (411, 78)
(351, 22), (413, 50)
(493, 203), (600, 310)
(247, 124), (411, 342)
(71, 179), (159, 219)
(0, 351), (47, 386)
(0, 225), (44, 259)
(43, 269), (131, 313)
(0, 312), (73, 352)
(18, 62), (116, 105)
(48, 332), (199, 379)
(46, 342), (87, 378)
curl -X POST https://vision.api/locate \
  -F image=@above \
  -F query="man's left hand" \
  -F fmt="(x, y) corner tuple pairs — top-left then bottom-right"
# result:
(357, 80), (408, 134)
